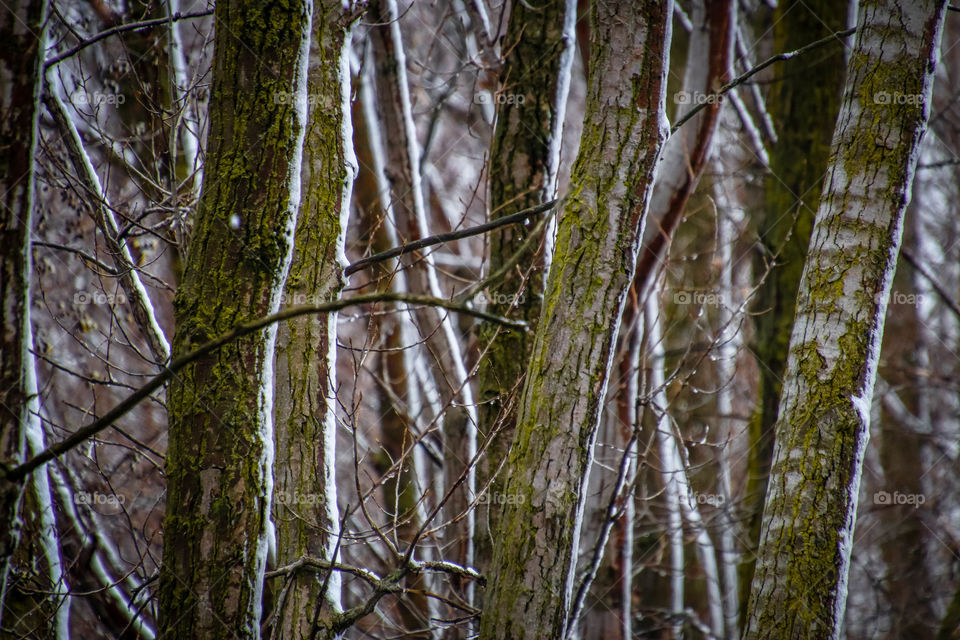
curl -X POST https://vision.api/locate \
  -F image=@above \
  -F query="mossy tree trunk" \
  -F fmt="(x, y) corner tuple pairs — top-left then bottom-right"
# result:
(157, 2), (313, 638)
(743, 1), (947, 637)
(476, 1), (672, 638)
(474, 0), (574, 574)
(270, 3), (359, 639)
(740, 0), (849, 614)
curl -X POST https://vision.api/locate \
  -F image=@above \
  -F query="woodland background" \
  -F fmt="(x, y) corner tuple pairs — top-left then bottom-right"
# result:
(2, 0), (960, 638)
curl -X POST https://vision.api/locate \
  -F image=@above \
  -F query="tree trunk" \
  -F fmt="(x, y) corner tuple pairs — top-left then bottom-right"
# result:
(474, 0), (575, 575)
(743, 1), (947, 637)
(157, 2), (312, 638)
(0, 0), (52, 631)
(270, 3), (359, 639)
(477, 2), (672, 638)
(741, 0), (849, 615)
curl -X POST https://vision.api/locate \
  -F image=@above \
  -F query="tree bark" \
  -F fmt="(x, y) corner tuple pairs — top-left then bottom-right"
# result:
(270, 3), (359, 639)
(477, 1), (672, 638)
(474, 0), (575, 575)
(0, 0), (51, 631)
(741, 0), (849, 615)
(157, 2), (312, 638)
(743, 1), (947, 637)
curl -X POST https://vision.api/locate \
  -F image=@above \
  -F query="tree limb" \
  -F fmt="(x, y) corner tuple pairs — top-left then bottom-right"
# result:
(4, 292), (525, 482)
(671, 26), (856, 135)
(44, 10), (214, 68)
(344, 199), (558, 276)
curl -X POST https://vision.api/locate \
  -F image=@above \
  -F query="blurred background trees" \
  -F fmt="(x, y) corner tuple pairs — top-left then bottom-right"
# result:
(3, 0), (960, 638)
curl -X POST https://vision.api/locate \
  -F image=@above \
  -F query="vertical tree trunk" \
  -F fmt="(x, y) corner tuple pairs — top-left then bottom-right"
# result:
(0, 0), (51, 630)
(474, 0), (575, 574)
(477, 2), (672, 638)
(158, 2), (313, 638)
(741, 0), (848, 613)
(271, 3), (359, 639)
(744, 1), (947, 637)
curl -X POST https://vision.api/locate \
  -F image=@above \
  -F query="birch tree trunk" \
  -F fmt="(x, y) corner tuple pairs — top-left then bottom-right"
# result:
(270, 3), (358, 639)
(741, 0), (848, 611)
(477, 2), (672, 637)
(157, 2), (312, 638)
(0, 0), (51, 629)
(744, 1), (947, 637)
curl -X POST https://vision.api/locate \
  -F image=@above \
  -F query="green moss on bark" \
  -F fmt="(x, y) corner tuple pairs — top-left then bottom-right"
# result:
(157, 2), (313, 638)
(742, 0), (849, 615)
(744, 1), (948, 637)
(477, 2), (671, 638)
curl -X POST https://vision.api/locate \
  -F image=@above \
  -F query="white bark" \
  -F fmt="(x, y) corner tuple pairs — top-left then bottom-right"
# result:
(711, 164), (743, 640)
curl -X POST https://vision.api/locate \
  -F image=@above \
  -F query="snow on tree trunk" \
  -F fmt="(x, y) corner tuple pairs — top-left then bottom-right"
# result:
(743, 1), (947, 638)
(270, 3), (359, 639)
(0, 0), (53, 631)
(157, 2), (313, 638)
(474, 0), (575, 576)
(477, 2), (672, 638)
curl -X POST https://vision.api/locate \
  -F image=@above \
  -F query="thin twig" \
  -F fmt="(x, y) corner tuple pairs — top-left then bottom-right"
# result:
(671, 27), (856, 135)
(44, 10), (214, 68)
(5, 292), (525, 482)
(344, 199), (558, 276)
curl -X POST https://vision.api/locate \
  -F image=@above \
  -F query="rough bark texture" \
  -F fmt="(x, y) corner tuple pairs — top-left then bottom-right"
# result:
(743, 1), (947, 638)
(0, 0), (49, 629)
(740, 0), (849, 615)
(477, 2), (672, 638)
(158, 2), (312, 638)
(271, 3), (357, 639)
(474, 0), (572, 574)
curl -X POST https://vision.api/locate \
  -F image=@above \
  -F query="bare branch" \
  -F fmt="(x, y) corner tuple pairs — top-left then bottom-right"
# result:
(5, 292), (525, 482)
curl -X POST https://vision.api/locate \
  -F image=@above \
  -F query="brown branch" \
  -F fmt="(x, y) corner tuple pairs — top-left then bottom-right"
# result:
(635, 0), (733, 300)
(344, 199), (558, 276)
(44, 10), (214, 68)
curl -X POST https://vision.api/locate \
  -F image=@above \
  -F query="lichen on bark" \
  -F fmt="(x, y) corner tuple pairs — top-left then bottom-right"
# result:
(744, 1), (948, 638)
(477, 2), (672, 638)
(157, 2), (313, 638)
